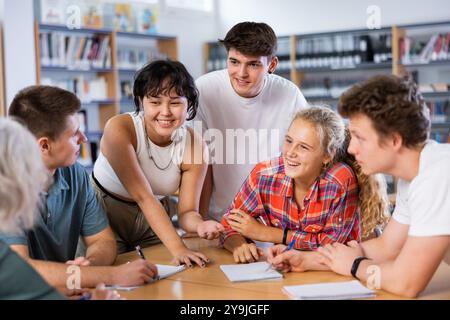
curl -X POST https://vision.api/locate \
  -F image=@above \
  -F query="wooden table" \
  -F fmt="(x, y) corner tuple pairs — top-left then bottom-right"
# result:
(114, 237), (450, 300)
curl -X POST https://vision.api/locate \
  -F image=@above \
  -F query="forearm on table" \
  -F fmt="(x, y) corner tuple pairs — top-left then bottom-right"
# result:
(178, 210), (204, 232)
(140, 199), (187, 253)
(360, 237), (395, 262)
(355, 259), (423, 298)
(27, 259), (116, 288)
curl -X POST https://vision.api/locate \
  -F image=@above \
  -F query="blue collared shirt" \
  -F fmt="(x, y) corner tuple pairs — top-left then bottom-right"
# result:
(0, 163), (109, 262)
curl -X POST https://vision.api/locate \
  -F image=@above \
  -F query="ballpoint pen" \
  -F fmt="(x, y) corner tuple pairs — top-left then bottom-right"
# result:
(283, 238), (296, 253)
(257, 216), (268, 226)
(135, 245), (146, 260)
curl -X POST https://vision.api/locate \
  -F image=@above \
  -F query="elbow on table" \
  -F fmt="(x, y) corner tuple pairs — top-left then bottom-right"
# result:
(389, 281), (424, 299)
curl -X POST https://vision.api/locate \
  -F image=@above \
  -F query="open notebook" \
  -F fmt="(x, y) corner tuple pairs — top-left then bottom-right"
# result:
(220, 262), (283, 282)
(283, 280), (376, 300)
(105, 264), (186, 291)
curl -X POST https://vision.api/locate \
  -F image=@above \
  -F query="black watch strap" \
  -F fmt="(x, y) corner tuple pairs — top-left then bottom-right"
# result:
(351, 257), (370, 280)
(282, 228), (289, 245)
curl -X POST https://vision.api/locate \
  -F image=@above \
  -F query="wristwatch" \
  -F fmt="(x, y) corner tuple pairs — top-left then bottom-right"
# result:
(351, 256), (370, 280)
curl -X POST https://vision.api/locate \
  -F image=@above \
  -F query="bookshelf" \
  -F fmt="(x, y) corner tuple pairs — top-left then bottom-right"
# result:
(35, 22), (177, 169)
(392, 21), (450, 144)
(291, 26), (394, 109)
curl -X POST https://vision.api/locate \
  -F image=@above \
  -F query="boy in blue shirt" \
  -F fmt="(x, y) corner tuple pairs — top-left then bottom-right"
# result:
(1, 85), (157, 289)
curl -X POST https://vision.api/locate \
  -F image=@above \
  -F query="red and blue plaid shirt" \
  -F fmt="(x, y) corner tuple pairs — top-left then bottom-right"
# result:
(221, 155), (360, 250)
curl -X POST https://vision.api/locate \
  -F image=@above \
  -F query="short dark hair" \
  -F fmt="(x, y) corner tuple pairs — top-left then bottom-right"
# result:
(8, 85), (81, 140)
(337, 75), (430, 148)
(133, 60), (199, 121)
(219, 21), (277, 57)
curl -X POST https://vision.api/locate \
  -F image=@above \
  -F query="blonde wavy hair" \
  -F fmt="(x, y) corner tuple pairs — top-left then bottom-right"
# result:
(291, 106), (390, 240)
(0, 118), (49, 234)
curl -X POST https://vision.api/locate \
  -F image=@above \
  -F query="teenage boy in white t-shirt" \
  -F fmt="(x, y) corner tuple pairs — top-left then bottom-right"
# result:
(194, 22), (307, 222)
(267, 75), (450, 298)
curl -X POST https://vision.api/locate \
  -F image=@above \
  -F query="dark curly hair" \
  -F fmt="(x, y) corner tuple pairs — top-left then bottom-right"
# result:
(219, 21), (277, 57)
(133, 60), (199, 121)
(337, 75), (430, 148)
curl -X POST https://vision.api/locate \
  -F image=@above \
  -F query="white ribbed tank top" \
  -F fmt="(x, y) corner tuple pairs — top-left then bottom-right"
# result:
(93, 112), (187, 200)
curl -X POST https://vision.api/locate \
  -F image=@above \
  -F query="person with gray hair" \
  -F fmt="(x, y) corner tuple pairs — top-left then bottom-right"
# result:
(0, 118), (122, 300)
(0, 118), (61, 299)
(220, 106), (389, 265)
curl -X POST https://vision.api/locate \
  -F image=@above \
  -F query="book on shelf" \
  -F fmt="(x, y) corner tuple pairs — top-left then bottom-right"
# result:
(135, 4), (159, 34)
(301, 77), (365, 99)
(400, 33), (450, 64)
(40, 0), (65, 25)
(420, 83), (450, 93)
(39, 32), (112, 69)
(206, 43), (227, 72)
(276, 37), (291, 72)
(427, 99), (450, 123)
(82, 0), (103, 29)
(77, 110), (93, 167)
(120, 80), (133, 100)
(113, 3), (135, 32)
(295, 32), (391, 70)
(41, 76), (108, 103)
(117, 47), (166, 70)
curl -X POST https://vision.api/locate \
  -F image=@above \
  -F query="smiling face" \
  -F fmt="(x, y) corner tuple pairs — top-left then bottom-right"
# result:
(282, 118), (331, 183)
(227, 48), (277, 98)
(347, 113), (397, 175)
(142, 87), (188, 145)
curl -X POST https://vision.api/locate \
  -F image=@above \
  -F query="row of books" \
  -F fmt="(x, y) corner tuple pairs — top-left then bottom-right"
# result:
(427, 99), (450, 123)
(77, 111), (101, 168)
(120, 80), (133, 100)
(41, 76), (108, 103)
(40, 0), (159, 34)
(419, 83), (450, 93)
(430, 130), (450, 143)
(206, 44), (227, 72)
(400, 33), (450, 64)
(301, 77), (366, 99)
(295, 33), (392, 69)
(40, 32), (112, 69)
(117, 48), (167, 70)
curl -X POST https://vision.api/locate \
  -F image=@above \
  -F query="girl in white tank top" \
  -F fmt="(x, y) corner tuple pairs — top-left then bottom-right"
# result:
(92, 60), (224, 264)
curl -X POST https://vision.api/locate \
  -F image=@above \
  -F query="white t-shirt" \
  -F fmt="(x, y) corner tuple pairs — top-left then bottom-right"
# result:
(193, 69), (307, 221)
(392, 140), (450, 264)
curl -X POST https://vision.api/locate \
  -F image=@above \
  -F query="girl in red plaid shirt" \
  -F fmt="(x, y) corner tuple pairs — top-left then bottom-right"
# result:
(221, 106), (389, 265)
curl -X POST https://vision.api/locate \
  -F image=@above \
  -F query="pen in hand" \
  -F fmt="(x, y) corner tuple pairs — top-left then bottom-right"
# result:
(135, 245), (159, 281)
(266, 238), (296, 271)
(135, 245), (146, 260)
(283, 238), (296, 253)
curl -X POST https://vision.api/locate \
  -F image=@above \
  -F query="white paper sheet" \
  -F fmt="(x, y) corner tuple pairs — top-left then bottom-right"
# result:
(220, 262), (283, 282)
(283, 280), (376, 300)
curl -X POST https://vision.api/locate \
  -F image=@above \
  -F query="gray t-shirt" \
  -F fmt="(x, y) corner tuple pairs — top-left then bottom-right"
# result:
(0, 163), (109, 262)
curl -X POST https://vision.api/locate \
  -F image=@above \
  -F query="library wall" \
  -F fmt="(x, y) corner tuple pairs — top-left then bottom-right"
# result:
(2, 0), (36, 106)
(217, 0), (450, 36)
(157, 5), (219, 78)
